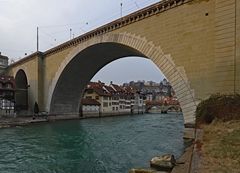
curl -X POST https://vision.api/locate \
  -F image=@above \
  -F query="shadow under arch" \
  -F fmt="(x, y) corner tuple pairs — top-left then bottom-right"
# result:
(15, 69), (28, 111)
(48, 33), (197, 124)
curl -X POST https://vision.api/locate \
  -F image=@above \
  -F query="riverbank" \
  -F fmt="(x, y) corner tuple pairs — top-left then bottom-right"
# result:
(0, 116), (47, 128)
(0, 112), (148, 128)
(192, 94), (240, 173)
(196, 120), (240, 173)
(173, 120), (240, 173)
(171, 144), (193, 173)
(0, 114), (84, 128)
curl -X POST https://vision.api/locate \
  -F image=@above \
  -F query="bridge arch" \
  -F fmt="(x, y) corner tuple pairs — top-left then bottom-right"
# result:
(15, 69), (28, 111)
(47, 33), (197, 124)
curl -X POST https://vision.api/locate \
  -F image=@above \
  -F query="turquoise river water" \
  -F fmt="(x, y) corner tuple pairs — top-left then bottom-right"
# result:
(0, 113), (185, 173)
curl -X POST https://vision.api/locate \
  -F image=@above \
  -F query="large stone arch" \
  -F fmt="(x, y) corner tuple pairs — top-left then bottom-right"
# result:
(15, 69), (28, 111)
(47, 33), (197, 124)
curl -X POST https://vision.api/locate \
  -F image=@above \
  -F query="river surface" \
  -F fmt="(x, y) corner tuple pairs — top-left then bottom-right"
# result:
(0, 113), (185, 173)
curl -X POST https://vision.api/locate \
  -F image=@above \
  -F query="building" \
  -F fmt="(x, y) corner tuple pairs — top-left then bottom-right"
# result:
(133, 91), (145, 114)
(0, 75), (15, 116)
(0, 52), (8, 74)
(82, 81), (112, 115)
(124, 78), (176, 103)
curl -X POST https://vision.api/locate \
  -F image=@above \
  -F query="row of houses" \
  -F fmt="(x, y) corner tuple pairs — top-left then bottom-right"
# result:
(123, 79), (175, 102)
(80, 81), (145, 117)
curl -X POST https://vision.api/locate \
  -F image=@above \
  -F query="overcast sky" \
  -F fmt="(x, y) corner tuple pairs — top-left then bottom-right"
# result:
(0, 0), (164, 84)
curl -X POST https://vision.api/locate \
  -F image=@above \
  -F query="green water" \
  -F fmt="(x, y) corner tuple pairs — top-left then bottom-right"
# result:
(0, 113), (185, 173)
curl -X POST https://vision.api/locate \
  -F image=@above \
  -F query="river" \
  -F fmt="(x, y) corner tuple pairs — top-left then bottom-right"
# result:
(0, 113), (185, 173)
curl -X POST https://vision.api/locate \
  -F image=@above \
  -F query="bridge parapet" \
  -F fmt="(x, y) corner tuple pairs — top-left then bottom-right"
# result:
(8, 52), (43, 69)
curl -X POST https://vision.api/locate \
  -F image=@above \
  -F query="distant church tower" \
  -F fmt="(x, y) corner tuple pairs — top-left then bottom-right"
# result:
(0, 52), (8, 74)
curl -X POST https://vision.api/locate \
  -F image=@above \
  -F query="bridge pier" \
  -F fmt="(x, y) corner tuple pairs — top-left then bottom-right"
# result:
(36, 52), (44, 112)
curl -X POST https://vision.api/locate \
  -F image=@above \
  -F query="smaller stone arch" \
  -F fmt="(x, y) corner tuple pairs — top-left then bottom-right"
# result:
(15, 69), (28, 111)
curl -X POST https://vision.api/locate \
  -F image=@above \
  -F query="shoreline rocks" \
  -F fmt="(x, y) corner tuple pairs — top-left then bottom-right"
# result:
(150, 154), (176, 171)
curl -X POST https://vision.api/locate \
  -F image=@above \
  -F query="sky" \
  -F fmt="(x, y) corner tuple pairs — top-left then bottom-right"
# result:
(92, 57), (164, 84)
(0, 0), (164, 84)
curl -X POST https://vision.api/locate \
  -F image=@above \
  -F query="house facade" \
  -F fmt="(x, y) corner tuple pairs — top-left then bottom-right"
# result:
(0, 75), (15, 116)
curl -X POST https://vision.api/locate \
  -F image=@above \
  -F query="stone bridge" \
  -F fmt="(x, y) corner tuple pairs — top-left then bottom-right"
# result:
(6, 0), (240, 124)
(146, 104), (181, 113)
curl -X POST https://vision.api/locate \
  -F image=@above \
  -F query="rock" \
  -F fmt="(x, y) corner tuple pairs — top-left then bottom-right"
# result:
(129, 168), (167, 173)
(150, 154), (176, 171)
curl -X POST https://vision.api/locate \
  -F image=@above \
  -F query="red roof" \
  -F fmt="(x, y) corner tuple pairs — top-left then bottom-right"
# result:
(88, 81), (104, 88)
(85, 87), (111, 97)
(104, 85), (115, 93)
(85, 81), (137, 97)
(111, 84), (124, 92)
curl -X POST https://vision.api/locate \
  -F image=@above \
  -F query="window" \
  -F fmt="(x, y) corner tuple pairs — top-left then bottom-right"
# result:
(86, 96), (92, 99)
(6, 83), (12, 89)
(112, 107), (115, 111)
(103, 96), (108, 100)
(95, 96), (99, 100)
(103, 102), (108, 107)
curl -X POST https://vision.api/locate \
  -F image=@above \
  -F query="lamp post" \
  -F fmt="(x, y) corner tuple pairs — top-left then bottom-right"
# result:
(37, 27), (39, 51)
(70, 28), (72, 40)
(120, 3), (123, 17)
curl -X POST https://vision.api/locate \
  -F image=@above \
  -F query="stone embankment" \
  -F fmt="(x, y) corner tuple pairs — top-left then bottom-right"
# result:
(0, 114), (81, 128)
(0, 113), (143, 128)
(0, 116), (48, 128)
